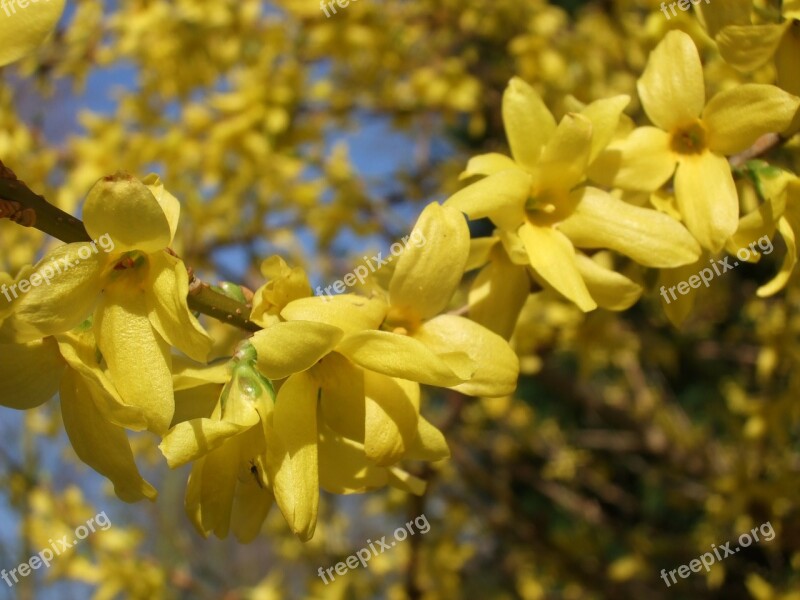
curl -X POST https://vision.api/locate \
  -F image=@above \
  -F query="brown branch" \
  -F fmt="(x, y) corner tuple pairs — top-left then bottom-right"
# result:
(729, 132), (783, 168)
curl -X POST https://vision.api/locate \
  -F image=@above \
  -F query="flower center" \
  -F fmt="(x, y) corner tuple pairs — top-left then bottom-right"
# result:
(671, 120), (707, 155)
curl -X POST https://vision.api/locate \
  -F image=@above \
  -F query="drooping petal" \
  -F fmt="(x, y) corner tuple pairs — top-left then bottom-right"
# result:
(0, 338), (64, 410)
(251, 320), (342, 380)
(266, 371), (320, 541)
(363, 372), (419, 466)
(142, 174), (181, 243)
(445, 169), (531, 231)
(465, 237), (498, 272)
(60, 370), (157, 503)
(172, 384), (223, 427)
(281, 294), (387, 335)
(404, 416), (450, 461)
(413, 315), (519, 397)
(83, 173), (172, 254)
(757, 216), (796, 297)
(657, 261), (704, 327)
(674, 152), (739, 252)
(159, 414), (257, 469)
(146, 251), (212, 363)
(172, 355), (231, 391)
(557, 187), (702, 267)
(575, 252), (642, 311)
(580, 95), (631, 165)
(535, 113), (593, 194)
(230, 475), (273, 543)
(336, 330), (474, 387)
(195, 440), (240, 539)
(387, 466), (427, 496)
(776, 26), (800, 96)
(587, 127), (676, 192)
(95, 278), (174, 435)
(389, 203), (470, 321)
(468, 247), (529, 339)
(704, 84), (800, 155)
(316, 352), (365, 442)
(518, 223), (596, 312)
(318, 423), (389, 494)
(696, 0), (752, 37)
(0, 0), (65, 67)
(637, 31), (705, 131)
(6, 244), (105, 342)
(502, 77), (556, 169)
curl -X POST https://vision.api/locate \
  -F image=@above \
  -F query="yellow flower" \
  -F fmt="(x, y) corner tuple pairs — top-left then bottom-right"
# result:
(447, 77), (701, 311)
(590, 31), (800, 252)
(0, 0), (65, 67)
(0, 328), (157, 503)
(4, 173), (212, 434)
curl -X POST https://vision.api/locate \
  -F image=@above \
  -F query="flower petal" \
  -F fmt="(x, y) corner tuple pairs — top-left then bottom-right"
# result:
(757, 216), (796, 297)
(557, 187), (702, 267)
(142, 174), (181, 243)
(587, 127), (675, 192)
(445, 169), (531, 231)
(776, 26), (800, 96)
(638, 31), (705, 131)
(60, 370), (157, 503)
(316, 352), (365, 442)
(0, 338), (64, 409)
(460, 153), (519, 179)
(0, 0), (65, 67)
(404, 416), (450, 461)
(6, 244), (105, 342)
(535, 113), (593, 193)
(502, 77), (556, 169)
(468, 247), (529, 339)
(716, 23), (789, 72)
(146, 252), (212, 363)
(704, 84), (800, 155)
(581, 95), (631, 165)
(281, 294), (387, 335)
(413, 315), (519, 397)
(674, 152), (739, 252)
(518, 223), (596, 312)
(389, 203), (470, 321)
(251, 320), (342, 380)
(575, 252), (642, 311)
(337, 330), (474, 387)
(364, 372), (419, 466)
(95, 279), (174, 435)
(318, 423), (389, 494)
(267, 371), (320, 541)
(83, 173), (172, 254)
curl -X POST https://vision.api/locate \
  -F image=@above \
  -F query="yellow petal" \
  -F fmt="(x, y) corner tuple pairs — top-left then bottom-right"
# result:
(445, 169), (531, 231)
(267, 372), (320, 541)
(364, 372), (420, 466)
(387, 466), (427, 496)
(95, 279), (174, 435)
(460, 153), (518, 179)
(757, 216), (796, 297)
(535, 113), (593, 193)
(142, 174), (181, 243)
(55, 330), (149, 431)
(502, 77), (556, 169)
(6, 243), (105, 342)
(588, 127), (676, 192)
(638, 31), (705, 131)
(172, 355), (231, 391)
(389, 203), (470, 321)
(83, 173), (172, 254)
(465, 237), (498, 272)
(251, 320), (342, 380)
(674, 152), (739, 252)
(776, 26), (800, 96)
(337, 330), (474, 387)
(468, 246), (529, 339)
(0, 0), (65, 67)
(231, 474), (273, 543)
(581, 95), (631, 165)
(0, 338), (64, 409)
(172, 384), (223, 427)
(281, 294), (387, 335)
(316, 352), (365, 442)
(413, 315), (519, 397)
(575, 252), (642, 311)
(518, 223), (596, 312)
(657, 262), (702, 327)
(704, 84), (800, 155)
(405, 416), (450, 461)
(159, 416), (256, 469)
(318, 423), (389, 494)
(696, 0), (752, 37)
(146, 252), (212, 363)
(716, 23), (789, 72)
(60, 370), (157, 503)
(194, 440), (240, 539)
(557, 187), (702, 267)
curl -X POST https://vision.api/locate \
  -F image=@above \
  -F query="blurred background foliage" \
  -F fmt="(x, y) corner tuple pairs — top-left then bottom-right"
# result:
(1, 0), (800, 598)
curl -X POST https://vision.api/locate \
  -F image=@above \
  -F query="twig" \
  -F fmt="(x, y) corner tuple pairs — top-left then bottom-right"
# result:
(729, 133), (783, 168)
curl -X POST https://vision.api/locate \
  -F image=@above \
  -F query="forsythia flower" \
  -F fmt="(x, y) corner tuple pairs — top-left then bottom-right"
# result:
(3, 173), (212, 434)
(590, 31), (800, 252)
(446, 77), (701, 312)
